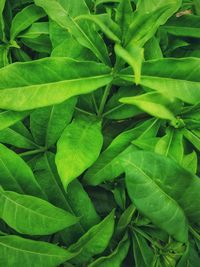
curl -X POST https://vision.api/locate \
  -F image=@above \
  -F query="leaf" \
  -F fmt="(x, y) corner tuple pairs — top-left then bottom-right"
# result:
(0, 110), (29, 131)
(120, 92), (177, 123)
(18, 22), (49, 39)
(76, 14), (121, 42)
(0, 46), (8, 68)
(84, 118), (160, 185)
(0, 143), (44, 197)
(68, 210), (115, 265)
(88, 234), (130, 267)
(183, 129), (200, 151)
(30, 97), (76, 147)
(0, 57), (112, 111)
(0, 187), (78, 235)
(116, 0), (133, 40)
(124, 151), (200, 240)
(0, 235), (76, 267)
(132, 231), (154, 267)
(0, 0), (6, 42)
(115, 44), (144, 84)
(163, 15), (200, 38)
(34, 152), (100, 243)
(182, 151), (198, 174)
(118, 58), (200, 104)
(56, 115), (103, 189)
(35, 0), (111, 65)
(125, 0), (181, 46)
(10, 4), (46, 40)
(155, 127), (184, 163)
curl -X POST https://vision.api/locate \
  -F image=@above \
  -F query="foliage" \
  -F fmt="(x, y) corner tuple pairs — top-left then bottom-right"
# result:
(0, 0), (200, 266)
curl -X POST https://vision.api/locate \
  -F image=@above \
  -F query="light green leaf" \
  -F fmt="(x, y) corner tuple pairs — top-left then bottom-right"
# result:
(0, 143), (44, 197)
(30, 97), (76, 147)
(0, 110), (29, 131)
(10, 4), (46, 40)
(0, 235), (76, 267)
(0, 187), (78, 235)
(69, 210), (115, 264)
(125, 0), (181, 46)
(35, 0), (111, 65)
(183, 128), (200, 151)
(0, 57), (112, 111)
(155, 128), (184, 163)
(124, 151), (200, 240)
(120, 92), (177, 123)
(119, 58), (200, 104)
(76, 14), (121, 42)
(84, 118), (160, 185)
(0, 46), (8, 68)
(56, 115), (103, 189)
(88, 234), (130, 267)
(115, 44), (144, 84)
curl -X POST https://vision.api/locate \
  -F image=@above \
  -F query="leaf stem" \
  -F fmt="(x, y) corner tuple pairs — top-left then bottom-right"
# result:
(75, 107), (95, 116)
(98, 83), (112, 117)
(189, 226), (200, 240)
(19, 147), (46, 157)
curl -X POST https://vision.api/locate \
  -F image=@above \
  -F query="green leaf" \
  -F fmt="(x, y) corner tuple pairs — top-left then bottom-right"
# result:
(183, 128), (200, 151)
(119, 58), (200, 104)
(84, 118), (160, 185)
(0, 46), (8, 68)
(155, 128), (184, 163)
(88, 234), (130, 267)
(115, 44), (144, 84)
(0, 143), (44, 197)
(132, 231), (154, 267)
(68, 210), (115, 265)
(0, 57), (112, 111)
(18, 22), (49, 39)
(35, 0), (111, 65)
(124, 151), (200, 240)
(125, 0), (181, 46)
(116, 0), (133, 40)
(0, 110), (29, 131)
(182, 151), (198, 174)
(0, 235), (76, 267)
(0, 0), (6, 42)
(30, 97), (76, 147)
(56, 115), (103, 189)
(120, 92), (177, 123)
(10, 4), (46, 40)
(163, 15), (200, 38)
(0, 187), (78, 235)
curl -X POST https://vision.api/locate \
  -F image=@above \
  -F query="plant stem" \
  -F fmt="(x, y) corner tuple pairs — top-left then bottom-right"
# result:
(75, 107), (94, 116)
(189, 226), (200, 240)
(98, 83), (112, 117)
(19, 147), (46, 157)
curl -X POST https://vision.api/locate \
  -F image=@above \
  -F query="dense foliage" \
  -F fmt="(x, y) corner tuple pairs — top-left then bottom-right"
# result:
(0, 0), (200, 266)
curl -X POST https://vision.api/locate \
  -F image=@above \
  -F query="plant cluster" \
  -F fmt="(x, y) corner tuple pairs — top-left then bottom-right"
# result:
(0, 0), (200, 266)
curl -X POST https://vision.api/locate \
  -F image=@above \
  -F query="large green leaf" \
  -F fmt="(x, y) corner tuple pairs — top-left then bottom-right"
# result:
(35, 0), (111, 65)
(10, 4), (46, 40)
(125, 0), (181, 46)
(0, 110), (29, 131)
(34, 152), (100, 243)
(0, 144), (44, 197)
(84, 119), (160, 185)
(0, 187), (78, 235)
(30, 98), (76, 147)
(88, 234), (130, 267)
(116, 0), (132, 41)
(124, 151), (200, 240)
(0, 235), (76, 267)
(118, 58), (200, 104)
(56, 115), (103, 189)
(0, 57), (112, 111)
(69, 210), (115, 265)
